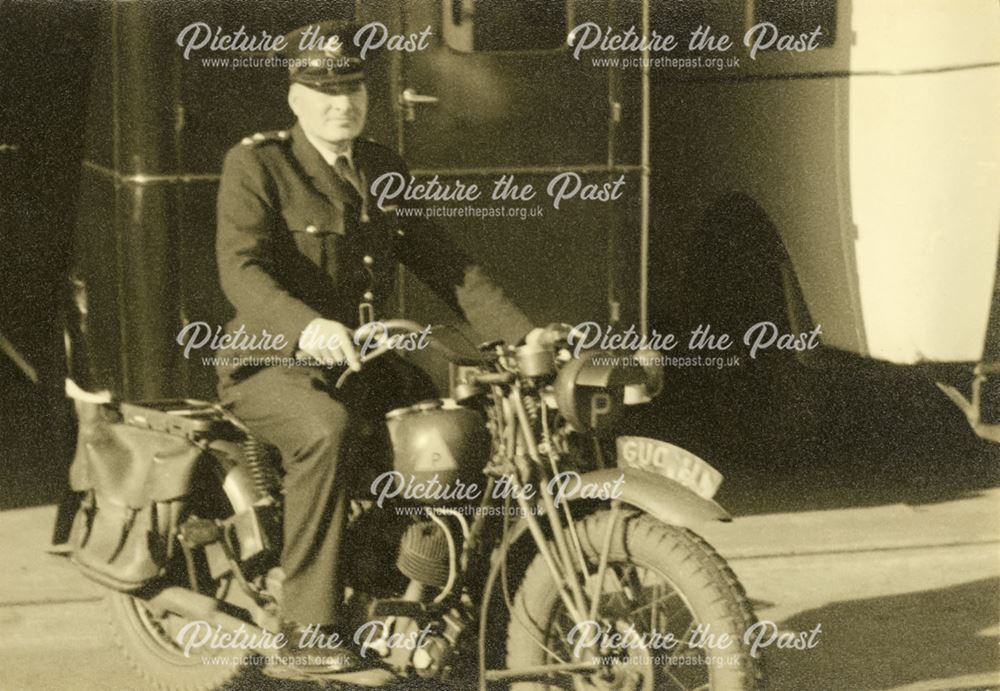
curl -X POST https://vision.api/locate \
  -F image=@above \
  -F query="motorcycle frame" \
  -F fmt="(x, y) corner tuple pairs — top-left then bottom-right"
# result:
(152, 388), (731, 686)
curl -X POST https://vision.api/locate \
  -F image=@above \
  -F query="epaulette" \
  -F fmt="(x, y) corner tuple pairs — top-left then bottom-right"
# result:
(240, 130), (291, 146)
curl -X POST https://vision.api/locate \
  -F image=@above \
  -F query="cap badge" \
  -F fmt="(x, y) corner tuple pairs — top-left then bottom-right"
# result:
(322, 37), (344, 59)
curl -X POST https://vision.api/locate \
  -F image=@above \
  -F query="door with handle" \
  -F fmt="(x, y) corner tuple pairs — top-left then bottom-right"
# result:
(384, 0), (617, 169)
(357, 0), (641, 385)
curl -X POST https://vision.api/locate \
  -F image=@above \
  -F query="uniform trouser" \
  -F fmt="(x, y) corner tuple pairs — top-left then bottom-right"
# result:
(218, 355), (436, 627)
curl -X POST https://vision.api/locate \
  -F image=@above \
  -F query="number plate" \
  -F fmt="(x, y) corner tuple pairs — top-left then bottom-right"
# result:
(615, 436), (724, 500)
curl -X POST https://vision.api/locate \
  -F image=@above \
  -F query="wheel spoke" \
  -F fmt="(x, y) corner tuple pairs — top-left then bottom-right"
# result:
(674, 618), (698, 649)
(616, 563), (642, 602)
(625, 588), (682, 617)
(650, 581), (660, 633)
(662, 664), (693, 690)
(537, 554), (713, 691)
(593, 566), (631, 613)
(547, 609), (576, 660)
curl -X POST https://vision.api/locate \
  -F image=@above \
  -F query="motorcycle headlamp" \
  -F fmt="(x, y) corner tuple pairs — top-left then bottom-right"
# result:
(554, 351), (647, 433)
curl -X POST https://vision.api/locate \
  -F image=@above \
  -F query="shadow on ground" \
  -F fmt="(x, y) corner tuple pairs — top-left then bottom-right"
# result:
(767, 577), (1000, 690)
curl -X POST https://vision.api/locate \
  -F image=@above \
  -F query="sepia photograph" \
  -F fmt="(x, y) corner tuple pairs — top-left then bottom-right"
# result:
(1, 1), (998, 689)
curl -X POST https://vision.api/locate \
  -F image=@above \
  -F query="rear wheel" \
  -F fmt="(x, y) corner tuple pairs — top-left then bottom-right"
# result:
(107, 589), (248, 691)
(106, 458), (268, 691)
(506, 511), (763, 690)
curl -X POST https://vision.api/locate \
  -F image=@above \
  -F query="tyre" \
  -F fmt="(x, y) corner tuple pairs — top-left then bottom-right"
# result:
(506, 511), (764, 690)
(106, 589), (247, 691)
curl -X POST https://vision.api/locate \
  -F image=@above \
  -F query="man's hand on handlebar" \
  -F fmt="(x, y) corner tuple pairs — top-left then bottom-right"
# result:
(298, 318), (361, 371)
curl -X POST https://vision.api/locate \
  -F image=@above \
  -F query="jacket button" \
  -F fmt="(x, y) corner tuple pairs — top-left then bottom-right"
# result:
(306, 225), (318, 234)
(363, 255), (374, 266)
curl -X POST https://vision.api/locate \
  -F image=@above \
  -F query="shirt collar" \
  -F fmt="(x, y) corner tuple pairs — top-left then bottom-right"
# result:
(301, 128), (354, 168)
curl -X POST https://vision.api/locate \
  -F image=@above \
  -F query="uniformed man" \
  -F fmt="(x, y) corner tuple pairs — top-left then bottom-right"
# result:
(215, 21), (532, 681)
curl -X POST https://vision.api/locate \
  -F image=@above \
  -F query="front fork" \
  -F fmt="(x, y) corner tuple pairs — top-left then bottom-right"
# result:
(500, 386), (624, 642)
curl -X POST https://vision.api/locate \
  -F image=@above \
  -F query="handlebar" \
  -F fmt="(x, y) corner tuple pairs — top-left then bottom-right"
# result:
(293, 320), (489, 389)
(365, 320), (487, 367)
(297, 319), (663, 399)
(326, 320), (403, 388)
(353, 318), (425, 344)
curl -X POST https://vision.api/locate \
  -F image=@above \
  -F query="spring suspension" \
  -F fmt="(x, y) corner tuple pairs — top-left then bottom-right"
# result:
(522, 394), (540, 426)
(241, 436), (281, 501)
(521, 393), (552, 463)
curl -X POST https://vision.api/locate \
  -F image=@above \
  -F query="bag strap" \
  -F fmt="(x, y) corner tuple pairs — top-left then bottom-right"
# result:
(77, 490), (97, 547)
(107, 507), (139, 564)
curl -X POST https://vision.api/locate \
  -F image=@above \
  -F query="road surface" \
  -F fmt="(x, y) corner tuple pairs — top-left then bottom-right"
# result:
(1, 488), (997, 691)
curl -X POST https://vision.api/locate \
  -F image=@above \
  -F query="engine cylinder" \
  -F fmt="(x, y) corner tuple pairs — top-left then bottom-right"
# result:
(396, 521), (451, 588)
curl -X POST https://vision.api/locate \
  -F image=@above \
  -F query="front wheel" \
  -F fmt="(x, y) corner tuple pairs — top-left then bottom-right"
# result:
(506, 511), (763, 690)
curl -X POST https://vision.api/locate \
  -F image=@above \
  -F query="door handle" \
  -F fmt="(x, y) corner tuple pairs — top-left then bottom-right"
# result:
(399, 88), (439, 122)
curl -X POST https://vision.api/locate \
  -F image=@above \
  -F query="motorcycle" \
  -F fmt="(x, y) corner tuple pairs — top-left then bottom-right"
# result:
(72, 320), (763, 690)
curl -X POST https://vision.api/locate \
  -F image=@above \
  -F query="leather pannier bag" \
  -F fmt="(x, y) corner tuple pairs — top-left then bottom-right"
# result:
(68, 402), (203, 591)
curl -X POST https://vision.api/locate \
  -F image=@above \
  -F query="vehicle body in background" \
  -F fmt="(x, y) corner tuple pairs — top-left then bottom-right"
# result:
(0, 0), (996, 438)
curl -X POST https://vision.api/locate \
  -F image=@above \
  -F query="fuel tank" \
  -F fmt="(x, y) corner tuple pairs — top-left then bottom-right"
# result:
(385, 400), (490, 500)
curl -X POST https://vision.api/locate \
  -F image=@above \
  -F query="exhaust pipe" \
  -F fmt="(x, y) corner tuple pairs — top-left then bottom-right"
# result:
(146, 586), (275, 654)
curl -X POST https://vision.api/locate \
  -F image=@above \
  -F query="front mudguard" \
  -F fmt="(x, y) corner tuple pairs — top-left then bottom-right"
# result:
(575, 467), (731, 527)
(489, 467), (730, 574)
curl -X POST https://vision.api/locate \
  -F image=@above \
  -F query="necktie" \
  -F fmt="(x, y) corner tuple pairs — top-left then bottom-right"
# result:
(333, 156), (364, 201)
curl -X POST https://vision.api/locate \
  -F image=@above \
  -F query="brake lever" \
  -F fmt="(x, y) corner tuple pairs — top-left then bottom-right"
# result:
(293, 350), (361, 376)
(334, 343), (394, 389)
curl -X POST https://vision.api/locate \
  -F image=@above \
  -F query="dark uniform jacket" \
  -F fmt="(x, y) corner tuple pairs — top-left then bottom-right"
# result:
(215, 123), (529, 385)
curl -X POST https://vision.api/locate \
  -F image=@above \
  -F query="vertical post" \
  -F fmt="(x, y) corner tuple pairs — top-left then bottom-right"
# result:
(605, 0), (619, 326)
(391, 0), (408, 319)
(639, 0), (652, 338)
